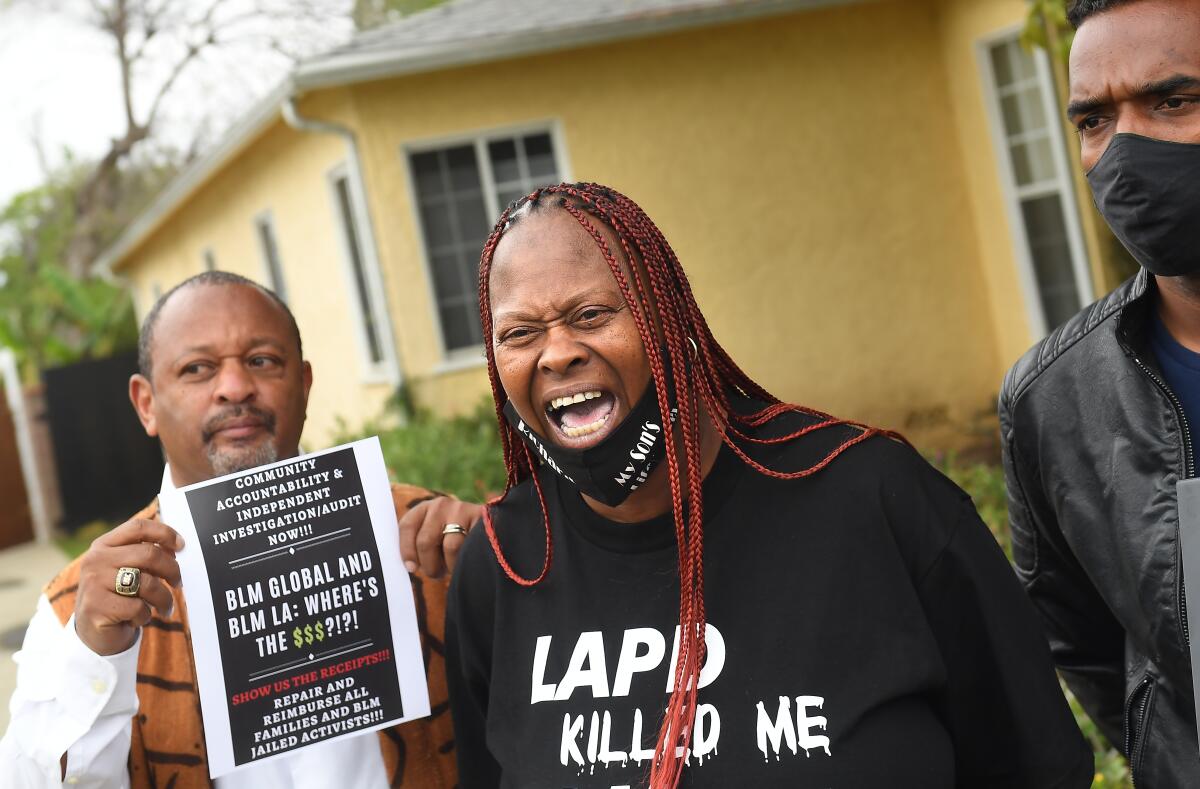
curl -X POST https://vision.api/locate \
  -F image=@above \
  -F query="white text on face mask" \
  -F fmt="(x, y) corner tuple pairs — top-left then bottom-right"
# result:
(613, 421), (661, 488)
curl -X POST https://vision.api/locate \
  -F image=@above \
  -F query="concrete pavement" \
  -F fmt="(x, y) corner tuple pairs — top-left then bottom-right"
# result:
(0, 540), (71, 732)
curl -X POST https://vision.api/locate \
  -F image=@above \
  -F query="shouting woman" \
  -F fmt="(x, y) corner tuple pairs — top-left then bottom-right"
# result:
(445, 183), (1091, 788)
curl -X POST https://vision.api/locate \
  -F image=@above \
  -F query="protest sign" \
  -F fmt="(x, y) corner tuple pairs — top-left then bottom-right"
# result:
(158, 437), (430, 778)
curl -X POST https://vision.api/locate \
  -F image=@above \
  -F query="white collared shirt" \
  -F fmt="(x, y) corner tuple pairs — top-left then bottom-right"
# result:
(0, 465), (387, 787)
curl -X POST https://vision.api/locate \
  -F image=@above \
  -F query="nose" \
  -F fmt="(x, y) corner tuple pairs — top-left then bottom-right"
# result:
(538, 325), (587, 377)
(213, 359), (256, 404)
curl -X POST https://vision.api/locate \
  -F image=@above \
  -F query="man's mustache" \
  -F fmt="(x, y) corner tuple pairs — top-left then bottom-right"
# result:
(201, 405), (277, 443)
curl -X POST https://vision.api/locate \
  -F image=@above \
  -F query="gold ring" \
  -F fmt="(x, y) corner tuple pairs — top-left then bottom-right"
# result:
(115, 567), (142, 597)
(442, 523), (468, 539)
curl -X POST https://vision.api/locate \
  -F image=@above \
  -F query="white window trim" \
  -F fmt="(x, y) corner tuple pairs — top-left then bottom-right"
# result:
(326, 162), (401, 385)
(401, 119), (572, 365)
(253, 209), (287, 300)
(432, 349), (488, 376)
(977, 25), (1093, 338)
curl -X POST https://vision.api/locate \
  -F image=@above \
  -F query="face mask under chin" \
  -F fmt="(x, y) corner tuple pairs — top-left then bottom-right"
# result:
(1086, 133), (1200, 278)
(503, 379), (676, 508)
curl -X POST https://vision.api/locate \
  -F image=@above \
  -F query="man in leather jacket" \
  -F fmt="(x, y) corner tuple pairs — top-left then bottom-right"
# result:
(999, 1), (1200, 786)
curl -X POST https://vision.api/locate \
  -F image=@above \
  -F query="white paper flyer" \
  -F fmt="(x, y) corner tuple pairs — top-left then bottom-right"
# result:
(158, 437), (431, 778)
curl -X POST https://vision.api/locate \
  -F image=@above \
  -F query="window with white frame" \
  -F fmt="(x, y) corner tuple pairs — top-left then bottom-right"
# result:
(331, 170), (386, 367)
(255, 213), (287, 303)
(984, 35), (1092, 334)
(408, 129), (562, 354)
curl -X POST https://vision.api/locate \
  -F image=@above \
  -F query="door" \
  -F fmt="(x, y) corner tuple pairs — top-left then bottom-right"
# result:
(0, 386), (33, 548)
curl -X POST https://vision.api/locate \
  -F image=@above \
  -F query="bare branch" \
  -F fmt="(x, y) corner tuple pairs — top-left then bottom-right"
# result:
(13, 0), (353, 275)
(26, 114), (51, 180)
(109, 0), (139, 132)
(141, 42), (201, 131)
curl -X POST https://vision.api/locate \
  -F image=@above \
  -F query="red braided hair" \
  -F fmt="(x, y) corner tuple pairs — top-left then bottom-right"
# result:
(476, 183), (902, 788)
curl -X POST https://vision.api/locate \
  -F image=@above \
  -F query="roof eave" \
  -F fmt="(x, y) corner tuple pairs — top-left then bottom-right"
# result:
(98, 0), (862, 275)
(293, 0), (856, 91)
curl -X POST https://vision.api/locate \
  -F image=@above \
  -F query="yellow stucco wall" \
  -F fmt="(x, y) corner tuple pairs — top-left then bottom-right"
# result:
(118, 0), (1047, 451)
(118, 91), (395, 448)
(935, 0), (1039, 370)
(936, 0), (1120, 370)
(348, 0), (1021, 446)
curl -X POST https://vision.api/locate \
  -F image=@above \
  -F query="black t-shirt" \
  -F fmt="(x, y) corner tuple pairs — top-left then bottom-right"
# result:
(446, 415), (1091, 788)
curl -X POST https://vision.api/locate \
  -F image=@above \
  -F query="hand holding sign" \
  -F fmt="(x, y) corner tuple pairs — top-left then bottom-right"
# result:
(160, 437), (430, 777)
(75, 518), (184, 656)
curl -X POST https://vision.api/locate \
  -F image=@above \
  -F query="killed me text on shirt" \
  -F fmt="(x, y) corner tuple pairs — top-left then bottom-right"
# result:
(531, 622), (832, 781)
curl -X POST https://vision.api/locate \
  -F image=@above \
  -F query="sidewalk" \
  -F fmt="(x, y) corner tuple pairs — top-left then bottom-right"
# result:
(0, 540), (70, 732)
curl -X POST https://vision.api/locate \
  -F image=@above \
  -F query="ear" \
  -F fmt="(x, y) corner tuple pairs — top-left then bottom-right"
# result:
(129, 373), (158, 437)
(301, 360), (313, 407)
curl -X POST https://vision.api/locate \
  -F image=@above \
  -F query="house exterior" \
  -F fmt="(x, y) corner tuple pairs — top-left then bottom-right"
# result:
(97, 0), (1126, 451)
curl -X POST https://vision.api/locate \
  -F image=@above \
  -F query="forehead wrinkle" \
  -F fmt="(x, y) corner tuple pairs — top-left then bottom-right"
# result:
(151, 285), (296, 373)
(1070, 2), (1200, 88)
(492, 285), (625, 327)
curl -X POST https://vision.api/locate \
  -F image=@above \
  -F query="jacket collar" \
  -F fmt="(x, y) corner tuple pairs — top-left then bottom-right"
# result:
(1117, 268), (1155, 358)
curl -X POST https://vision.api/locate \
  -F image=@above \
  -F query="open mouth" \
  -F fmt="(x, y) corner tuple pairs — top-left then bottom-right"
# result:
(545, 390), (617, 440)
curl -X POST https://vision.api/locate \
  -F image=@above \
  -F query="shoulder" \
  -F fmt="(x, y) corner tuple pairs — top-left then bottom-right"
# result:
(390, 482), (441, 513)
(474, 475), (544, 542)
(1000, 273), (1143, 414)
(836, 433), (971, 523)
(735, 404), (975, 565)
(452, 477), (541, 592)
(768, 428), (978, 579)
(751, 405), (966, 512)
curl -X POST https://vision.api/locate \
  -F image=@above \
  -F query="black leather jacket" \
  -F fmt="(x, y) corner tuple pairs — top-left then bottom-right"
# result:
(1000, 269), (1197, 788)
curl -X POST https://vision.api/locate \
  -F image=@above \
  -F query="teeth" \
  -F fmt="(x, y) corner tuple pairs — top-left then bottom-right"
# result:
(549, 390), (603, 411)
(562, 415), (609, 437)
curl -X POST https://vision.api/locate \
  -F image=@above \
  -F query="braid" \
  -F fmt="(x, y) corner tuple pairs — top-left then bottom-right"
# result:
(476, 182), (904, 788)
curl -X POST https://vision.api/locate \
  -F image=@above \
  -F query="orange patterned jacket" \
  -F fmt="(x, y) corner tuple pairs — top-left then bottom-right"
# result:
(44, 484), (457, 788)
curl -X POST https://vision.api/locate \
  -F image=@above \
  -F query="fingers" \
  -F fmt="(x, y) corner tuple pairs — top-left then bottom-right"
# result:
(398, 503), (424, 575)
(137, 574), (175, 618)
(442, 500), (483, 574)
(399, 497), (484, 579)
(97, 517), (184, 552)
(75, 518), (184, 655)
(89, 541), (181, 587)
(442, 532), (466, 575)
(414, 510), (448, 579)
(127, 598), (154, 629)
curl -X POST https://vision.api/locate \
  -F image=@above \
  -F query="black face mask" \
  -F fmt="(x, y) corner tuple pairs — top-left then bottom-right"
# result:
(1086, 133), (1200, 277)
(503, 380), (676, 507)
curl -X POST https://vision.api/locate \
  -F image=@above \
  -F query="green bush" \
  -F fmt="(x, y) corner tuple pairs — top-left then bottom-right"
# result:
(334, 395), (506, 502)
(935, 454), (1129, 789)
(56, 519), (116, 559)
